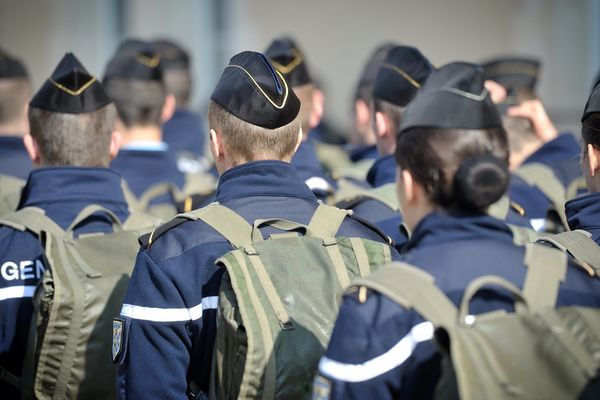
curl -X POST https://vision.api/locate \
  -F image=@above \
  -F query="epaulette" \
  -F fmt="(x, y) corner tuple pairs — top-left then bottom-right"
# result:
(509, 200), (526, 217)
(347, 213), (395, 247)
(139, 216), (190, 249)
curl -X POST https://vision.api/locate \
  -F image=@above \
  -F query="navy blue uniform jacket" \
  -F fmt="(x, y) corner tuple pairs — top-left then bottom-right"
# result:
(565, 192), (600, 245)
(110, 146), (184, 206)
(316, 212), (600, 399)
(0, 168), (129, 399)
(0, 136), (32, 180)
(115, 161), (398, 399)
(163, 109), (206, 159)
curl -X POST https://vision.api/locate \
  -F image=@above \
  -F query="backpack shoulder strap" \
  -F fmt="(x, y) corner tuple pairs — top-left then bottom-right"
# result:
(350, 262), (458, 327)
(538, 230), (600, 276)
(0, 206), (64, 237)
(514, 162), (568, 225)
(179, 203), (253, 248)
(507, 224), (541, 246)
(138, 182), (178, 209)
(522, 243), (567, 311)
(122, 210), (162, 232)
(307, 203), (351, 237)
(182, 171), (216, 197)
(487, 195), (510, 221)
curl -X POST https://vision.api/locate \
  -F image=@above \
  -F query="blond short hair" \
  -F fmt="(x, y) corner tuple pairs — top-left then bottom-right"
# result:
(208, 100), (300, 165)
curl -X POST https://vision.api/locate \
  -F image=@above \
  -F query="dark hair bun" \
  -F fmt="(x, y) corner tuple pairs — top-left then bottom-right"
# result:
(453, 154), (509, 211)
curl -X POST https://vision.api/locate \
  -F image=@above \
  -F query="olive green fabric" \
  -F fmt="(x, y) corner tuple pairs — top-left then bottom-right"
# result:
(353, 244), (600, 400)
(333, 180), (400, 212)
(0, 174), (25, 217)
(0, 206), (158, 400)
(539, 230), (600, 277)
(514, 162), (569, 230)
(331, 160), (376, 182)
(179, 203), (392, 399)
(121, 171), (216, 220)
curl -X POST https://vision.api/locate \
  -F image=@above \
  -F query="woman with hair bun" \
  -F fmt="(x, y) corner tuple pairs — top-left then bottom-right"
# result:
(313, 63), (600, 400)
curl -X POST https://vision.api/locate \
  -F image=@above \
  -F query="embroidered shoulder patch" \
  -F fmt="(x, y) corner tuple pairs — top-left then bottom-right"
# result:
(112, 318), (124, 363)
(312, 375), (332, 400)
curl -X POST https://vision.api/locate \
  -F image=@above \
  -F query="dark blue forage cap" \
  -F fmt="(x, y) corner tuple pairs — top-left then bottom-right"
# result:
(152, 39), (190, 70)
(582, 83), (600, 123)
(400, 62), (502, 132)
(29, 53), (111, 114)
(0, 48), (28, 78)
(482, 57), (540, 96)
(104, 39), (163, 82)
(372, 45), (433, 107)
(211, 51), (301, 129)
(264, 37), (312, 87)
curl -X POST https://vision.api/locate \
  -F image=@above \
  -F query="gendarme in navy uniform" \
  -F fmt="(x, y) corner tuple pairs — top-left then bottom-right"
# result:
(265, 38), (336, 200)
(106, 39), (185, 206)
(0, 49), (32, 180)
(114, 51), (397, 399)
(0, 53), (130, 399)
(314, 62), (600, 400)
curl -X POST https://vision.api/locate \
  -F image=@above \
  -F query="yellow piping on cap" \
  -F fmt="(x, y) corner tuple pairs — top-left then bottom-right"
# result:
(49, 76), (97, 96)
(380, 63), (422, 89)
(269, 48), (304, 74)
(225, 65), (289, 109)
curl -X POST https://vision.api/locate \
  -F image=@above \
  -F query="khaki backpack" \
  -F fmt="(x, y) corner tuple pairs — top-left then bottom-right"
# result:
(352, 244), (600, 400)
(0, 174), (25, 217)
(0, 205), (159, 400)
(177, 202), (393, 399)
(538, 230), (600, 277)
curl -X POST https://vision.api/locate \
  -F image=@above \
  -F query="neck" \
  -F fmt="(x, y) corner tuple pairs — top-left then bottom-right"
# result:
(376, 134), (396, 156)
(120, 125), (162, 145)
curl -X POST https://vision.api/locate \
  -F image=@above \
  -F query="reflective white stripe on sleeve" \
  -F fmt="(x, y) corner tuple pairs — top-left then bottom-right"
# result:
(305, 177), (332, 192)
(0, 285), (36, 301)
(318, 321), (434, 383)
(120, 296), (219, 322)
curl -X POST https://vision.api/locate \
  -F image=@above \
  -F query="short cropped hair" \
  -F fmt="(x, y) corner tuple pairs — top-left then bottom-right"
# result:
(28, 103), (116, 167)
(0, 78), (30, 125)
(292, 83), (315, 133)
(163, 69), (192, 107)
(373, 97), (405, 135)
(104, 79), (165, 128)
(208, 100), (300, 165)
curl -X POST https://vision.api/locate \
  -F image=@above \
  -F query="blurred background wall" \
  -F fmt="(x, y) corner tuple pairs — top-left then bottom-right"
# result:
(0, 0), (598, 136)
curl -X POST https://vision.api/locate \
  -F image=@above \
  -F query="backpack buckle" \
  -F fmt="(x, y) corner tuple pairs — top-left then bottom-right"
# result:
(280, 320), (296, 331)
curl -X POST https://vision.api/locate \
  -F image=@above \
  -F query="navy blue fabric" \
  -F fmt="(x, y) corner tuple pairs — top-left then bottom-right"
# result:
(0, 136), (32, 180)
(291, 138), (337, 200)
(162, 109), (206, 158)
(318, 211), (600, 399)
(507, 173), (552, 220)
(366, 154), (396, 187)
(523, 134), (581, 188)
(565, 192), (600, 244)
(0, 167), (129, 399)
(110, 148), (184, 205)
(348, 144), (378, 163)
(116, 160), (398, 399)
(351, 198), (407, 248)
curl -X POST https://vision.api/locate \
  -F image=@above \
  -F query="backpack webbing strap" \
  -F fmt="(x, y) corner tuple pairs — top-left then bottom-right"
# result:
(243, 246), (293, 330)
(181, 204), (252, 248)
(538, 230), (600, 276)
(522, 244), (567, 311)
(183, 171), (216, 196)
(227, 251), (276, 400)
(351, 262), (457, 327)
(323, 238), (351, 289)
(349, 238), (371, 276)
(0, 366), (20, 388)
(487, 195), (510, 221)
(66, 204), (123, 234)
(514, 162), (568, 226)
(308, 203), (350, 237)
(566, 176), (587, 201)
(122, 211), (161, 231)
(0, 207), (64, 237)
(138, 182), (177, 209)
(507, 224), (541, 246)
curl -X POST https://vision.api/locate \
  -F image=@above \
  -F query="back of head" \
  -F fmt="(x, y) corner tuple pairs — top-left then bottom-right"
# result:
(265, 37), (314, 132)
(152, 38), (192, 107)
(28, 53), (116, 167)
(372, 45), (433, 133)
(582, 84), (600, 150)
(482, 56), (540, 101)
(354, 43), (397, 104)
(103, 39), (166, 128)
(209, 51), (301, 165)
(0, 48), (30, 132)
(397, 62), (509, 212)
